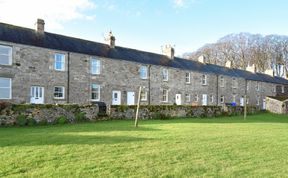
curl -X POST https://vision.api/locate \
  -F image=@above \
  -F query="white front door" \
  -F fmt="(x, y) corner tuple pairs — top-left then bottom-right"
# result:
(262, 99), (266, 110)
(202, 94), (208, 106)
(175, 94), (181, 105)
(30, 86), (44, 104)
(112, 91), (121, 105)
(240, 97), (244, 106)
(127, 91), (135, 105)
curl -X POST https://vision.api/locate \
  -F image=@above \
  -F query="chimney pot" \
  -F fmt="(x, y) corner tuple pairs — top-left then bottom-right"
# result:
(162, 44), (175, 60)
(106, 31), (116, 48)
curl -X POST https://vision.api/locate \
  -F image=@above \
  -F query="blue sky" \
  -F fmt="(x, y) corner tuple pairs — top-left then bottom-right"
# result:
(1, 0), (288, 55)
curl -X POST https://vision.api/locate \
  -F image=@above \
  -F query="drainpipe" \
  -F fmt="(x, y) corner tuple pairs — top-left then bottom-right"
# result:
(67, 52), (70, 103)
(216, 75), (219, 106)
(148, 65), (151, 105)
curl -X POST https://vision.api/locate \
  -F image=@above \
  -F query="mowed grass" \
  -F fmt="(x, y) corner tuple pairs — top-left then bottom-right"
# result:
(1, 113), (288, 177)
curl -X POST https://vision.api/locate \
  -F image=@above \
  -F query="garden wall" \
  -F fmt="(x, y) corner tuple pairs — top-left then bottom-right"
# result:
(0, 102), (259, 127)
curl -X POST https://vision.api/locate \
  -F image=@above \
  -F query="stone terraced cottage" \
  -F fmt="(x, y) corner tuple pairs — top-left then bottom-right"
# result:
(0, 19), (288, 109)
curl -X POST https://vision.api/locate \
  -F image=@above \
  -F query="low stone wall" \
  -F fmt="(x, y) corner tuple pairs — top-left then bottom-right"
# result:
(109, 105), (258, 120)
(0, 102), (259, 127)
(0, 103), (100, 126)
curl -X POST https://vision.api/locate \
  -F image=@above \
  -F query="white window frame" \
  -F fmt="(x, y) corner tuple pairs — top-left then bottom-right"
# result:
(220, 76), (224, 87)
(91, 84), (100, 101)
(232, 77), (237, 89)
(140, 91), (148, 101)
(246, 82), (249, 91)
(140, 66), (148, 79)
(0, 45), (12, 65)
(162, 89), (168, 102)
(162, 69), (169, 81)
(54, 53), (65, 71)
(54, 86), (65, 99)
(0, 77), (12, 99)
(91, 58), (101, 75)
(209, 94), (213, 103)
(185, 94), (190, 103)
(220, 95), (225, 104)
(273, 85), (276, 93)
(202, 74), (207, 85)
(282, 85), (285, 93)
(185, 73), (191, 84)
(232, 95), (236, 103)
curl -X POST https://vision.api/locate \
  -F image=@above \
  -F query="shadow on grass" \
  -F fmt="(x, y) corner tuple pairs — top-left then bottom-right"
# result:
(0, 134), (155, 147)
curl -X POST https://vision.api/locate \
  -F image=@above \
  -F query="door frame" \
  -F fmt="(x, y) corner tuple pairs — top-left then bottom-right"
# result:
(112, 90), (121, 105)
(202, 94), (208, 106)
(175, 94), (181, 105)
(30, 86), (44, 104)
(127, 91), (135, 105)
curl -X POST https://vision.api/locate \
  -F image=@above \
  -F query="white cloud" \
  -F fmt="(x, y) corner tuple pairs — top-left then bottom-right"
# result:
(0, 0), (96, 30)
(173, 0), (197, 8)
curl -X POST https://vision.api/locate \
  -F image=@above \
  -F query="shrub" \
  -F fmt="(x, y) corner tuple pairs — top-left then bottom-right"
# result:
(75, 112), (86, 122)
(27, 117), (37, 126)
(56, 116), (67, 125)
(16, 114), (27, 126)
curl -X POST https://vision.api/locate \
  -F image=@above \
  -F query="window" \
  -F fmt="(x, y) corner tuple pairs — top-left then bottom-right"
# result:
(54, 86), (65, 99)
(91, 58), (101, 74)
(0, 45), (12, 65)
(162, 89), (168, 102)
(185, 94), (190, 103)
(140, 91), (147, 101)
(54, 53), (65, 71)
(0, 77), (11, 99)
(232, 78), (237, 88)
(220, 76), (224, 87)
(273, 85), (276, 93)
(185, 73), (191, 84)
(282, 85), (285, 93)
(91, 84), (100, 101)
(246, 82), (249, 91)
(209, 94), (213, 103)
(162, 69), (168, 81)
(140, 66), (148, 79)
(194, 94), (199, 102)
(256, 96), (260, 106)
(202, 75), (207, 85)
(256, 82), (260, 91)
(220, 95), (225, 104)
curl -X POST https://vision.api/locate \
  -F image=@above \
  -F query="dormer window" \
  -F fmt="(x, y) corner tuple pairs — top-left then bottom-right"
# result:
(0, 45), (12, 65)
(139, 66), (148, 79)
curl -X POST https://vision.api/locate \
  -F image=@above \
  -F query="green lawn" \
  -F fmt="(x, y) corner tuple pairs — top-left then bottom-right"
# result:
(1, 113), (288, 177)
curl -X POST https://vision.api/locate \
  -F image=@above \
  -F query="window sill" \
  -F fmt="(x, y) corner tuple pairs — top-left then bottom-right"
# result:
(54, 98), (65, 100)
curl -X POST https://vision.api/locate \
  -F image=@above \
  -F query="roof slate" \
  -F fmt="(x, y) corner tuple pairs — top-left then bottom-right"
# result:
(0, 22), (288, 85)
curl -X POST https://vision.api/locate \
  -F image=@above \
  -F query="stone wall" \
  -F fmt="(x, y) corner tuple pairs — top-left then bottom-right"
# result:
(0, 103), (259, 127)
(265, 97), (287, 114)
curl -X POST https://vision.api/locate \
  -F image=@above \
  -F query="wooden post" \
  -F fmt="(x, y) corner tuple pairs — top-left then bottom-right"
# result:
(244, 94), (247, 120)
(135, 86), (142, 127)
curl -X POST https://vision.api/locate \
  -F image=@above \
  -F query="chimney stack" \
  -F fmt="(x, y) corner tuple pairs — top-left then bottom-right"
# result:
(225, 60), (232, 68)
(106, 31), (116, 48)
(264, 68), (274, 77)
(246, 64), (256, 73)
(162, 44), (175, 60)
(198, 55), (207, 64)
(35, 19), (45, 34)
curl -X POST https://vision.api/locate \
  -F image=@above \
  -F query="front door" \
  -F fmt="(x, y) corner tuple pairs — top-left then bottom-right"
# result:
(240, 97), (244, 106)
(262, 99), (266, 110)
(175, 94), (181, 105)
(202, 94), (208, 106)
(30, 86), (44, 104)
(127, 91), (135, 105)
(112, 91), (121, 105)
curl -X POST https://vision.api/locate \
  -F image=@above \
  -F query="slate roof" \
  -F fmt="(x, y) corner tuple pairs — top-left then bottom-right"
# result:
(0, 22), (288, 85)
